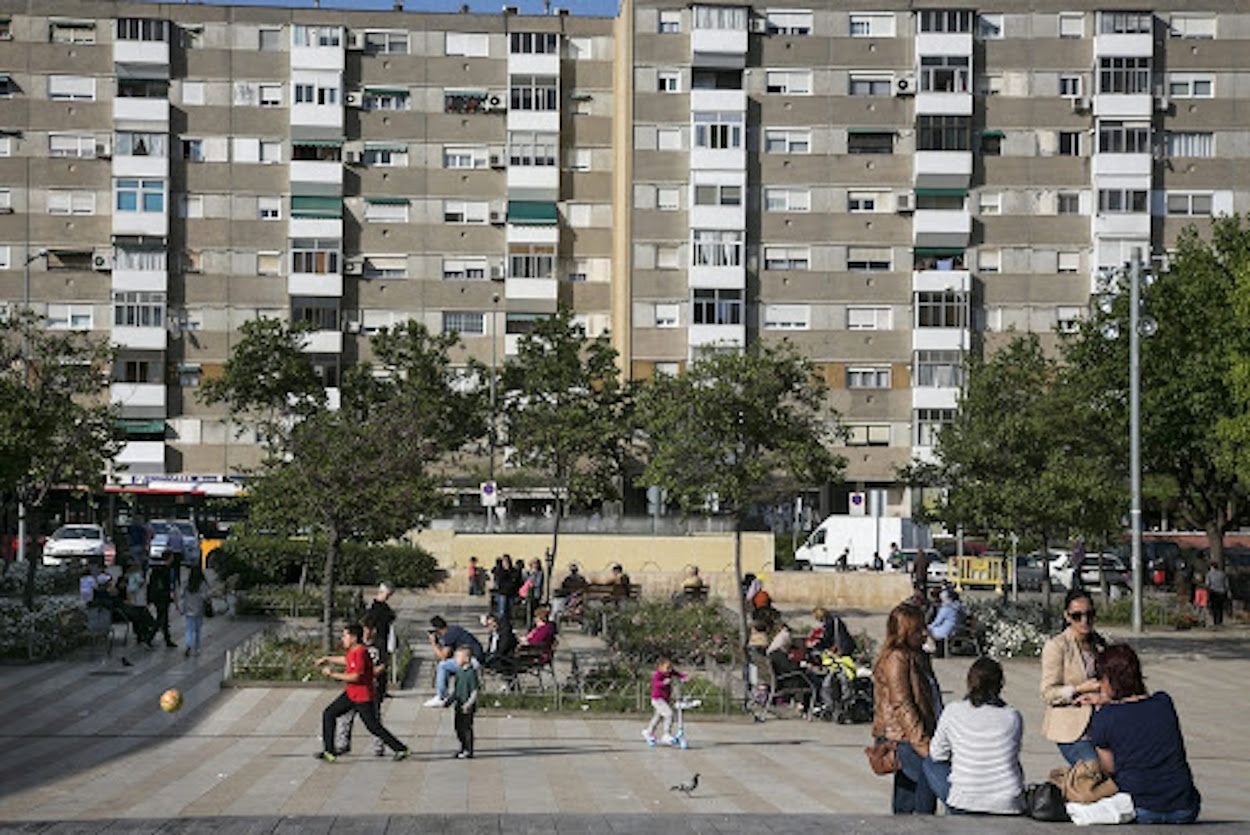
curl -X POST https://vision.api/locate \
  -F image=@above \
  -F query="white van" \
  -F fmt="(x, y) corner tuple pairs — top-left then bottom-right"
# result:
(794, 514), (932, 570)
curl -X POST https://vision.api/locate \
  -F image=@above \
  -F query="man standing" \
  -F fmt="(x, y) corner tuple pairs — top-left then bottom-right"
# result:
(422, 616), (484, 707)
(912, 549), (930, 593)
(367, 583), (397, 696)
(146, 551), (177, 648)
(1205, 561), (1230, 627)
(316, 623), (408, 762)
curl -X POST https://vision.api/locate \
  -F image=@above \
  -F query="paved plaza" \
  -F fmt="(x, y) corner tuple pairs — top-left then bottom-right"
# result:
(0, 597), (1246, 831)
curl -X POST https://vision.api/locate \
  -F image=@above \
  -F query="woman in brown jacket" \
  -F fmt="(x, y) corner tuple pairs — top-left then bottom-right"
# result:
(1039, 588), (1108, 764)
(873, 603), (943, 814)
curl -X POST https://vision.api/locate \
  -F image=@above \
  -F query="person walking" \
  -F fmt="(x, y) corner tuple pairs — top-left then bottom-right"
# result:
(1039, 588), (1107, 764)
(335, 619), (389, 757)
(316, 623), (408, 762)
(146, 551), (177, 648)
(1205, 562), (1229, 627)
(179, 565), (207, 658)
(446, 645), (480, 759)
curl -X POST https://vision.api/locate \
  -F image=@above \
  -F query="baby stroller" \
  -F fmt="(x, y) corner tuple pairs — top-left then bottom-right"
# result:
(817, 652), (874, 725)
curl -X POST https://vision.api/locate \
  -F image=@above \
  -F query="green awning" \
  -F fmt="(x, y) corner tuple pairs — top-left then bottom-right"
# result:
(292, 139), (343, 148)
(176, 362), (201, 373)
(364, 196), (409, 205)
(115, 419), (165, 435)
(112, 237), (166, 251)
(847, 127), (896, 134)
(290, 195), (343, 218)
(914, 188), (968, 197)
(364, 142), (408, 152)
(914, 246), (966, 256)
(507, 200), (558, 226)
(365, 87), (409, 96)
(981, 129), (1005, 138)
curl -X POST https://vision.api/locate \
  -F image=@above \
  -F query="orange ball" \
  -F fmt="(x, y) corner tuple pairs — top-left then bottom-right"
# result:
(160, 688), (183, 713)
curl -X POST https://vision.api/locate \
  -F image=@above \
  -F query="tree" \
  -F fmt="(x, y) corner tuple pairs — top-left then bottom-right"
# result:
(0, 311), (121, 609)
(903, 334), (1123, 617)
(204, 318), (481, 649)
(499, 308), (632, 583)
(634, 341), (844, 651)
(1066, 216), (1250, 569)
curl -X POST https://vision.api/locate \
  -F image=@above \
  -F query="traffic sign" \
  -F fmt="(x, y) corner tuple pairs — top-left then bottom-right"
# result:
(480, 481), (498, 507)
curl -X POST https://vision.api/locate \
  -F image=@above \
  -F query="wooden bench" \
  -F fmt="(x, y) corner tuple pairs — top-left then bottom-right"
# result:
(558, 583), (642, 632)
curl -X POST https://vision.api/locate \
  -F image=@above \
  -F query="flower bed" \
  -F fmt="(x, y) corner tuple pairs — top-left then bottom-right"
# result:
(966, 598), (1050, 658)
(234, 586), (360, 618)
(228, 626), (413, 684)
(0, 596), (88, 660)
(602, 601), (738, 667)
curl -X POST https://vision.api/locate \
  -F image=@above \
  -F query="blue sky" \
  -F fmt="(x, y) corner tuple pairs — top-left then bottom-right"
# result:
(140, 0), (620, 17)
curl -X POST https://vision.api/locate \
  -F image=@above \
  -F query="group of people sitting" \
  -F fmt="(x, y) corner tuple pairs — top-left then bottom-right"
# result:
(421, 604), (561, 705)
(873, 588), (1201, 823)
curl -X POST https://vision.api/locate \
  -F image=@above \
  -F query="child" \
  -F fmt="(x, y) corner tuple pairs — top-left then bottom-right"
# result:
(446, 645), (480, 759)
(643, 657), (687, 746)
(334, 619), (388, 756)
(316, 623), (408, 762)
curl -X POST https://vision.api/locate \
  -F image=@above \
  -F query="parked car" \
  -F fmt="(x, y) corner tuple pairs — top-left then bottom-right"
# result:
(1013, 553), (1067, 592)
(148, 519), (201, 566)
(1052, 553), (1130, 590)
(1118, 541), (1183, 587)
(898, 549), (944, 582)
(42, 524), (108, 565)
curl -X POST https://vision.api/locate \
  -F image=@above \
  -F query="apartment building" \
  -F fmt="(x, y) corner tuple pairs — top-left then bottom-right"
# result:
(0, 0), (616, 498)
(620, 0), (1250, 514)
(0, 0), (1247, 514)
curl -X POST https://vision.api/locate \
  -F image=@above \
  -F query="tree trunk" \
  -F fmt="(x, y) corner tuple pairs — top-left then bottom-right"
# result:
(321, 527), (340, 653)
(549, 493), (563, 592)
(1205, 520), (1225, 570)
(22, 542), (36, 611)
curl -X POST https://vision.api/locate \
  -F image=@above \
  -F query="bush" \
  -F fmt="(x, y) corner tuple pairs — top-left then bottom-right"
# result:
(1099, 594), (1198, 629)
(0, 597), (88, 660)
(230, 632), (325, 682)
(966, 598), (1052, 659)
(235, 585), (360, 618)
(602, 601), (738, 668)
(0, 563), (79, 597)
(213, 536), (439, 590)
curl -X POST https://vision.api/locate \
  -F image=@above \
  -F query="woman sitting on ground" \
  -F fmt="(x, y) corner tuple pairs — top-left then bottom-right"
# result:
(1040, 588), (1108, 764)
(923, 657), (1024, 815)
(1088, 644), (1201, 825)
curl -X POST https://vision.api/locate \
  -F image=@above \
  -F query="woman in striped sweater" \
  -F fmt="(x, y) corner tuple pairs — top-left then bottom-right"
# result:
(922, 657), (1026, 815)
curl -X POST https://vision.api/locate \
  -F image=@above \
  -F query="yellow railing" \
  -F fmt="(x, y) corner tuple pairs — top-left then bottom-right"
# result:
(951, 555), (1011, 592)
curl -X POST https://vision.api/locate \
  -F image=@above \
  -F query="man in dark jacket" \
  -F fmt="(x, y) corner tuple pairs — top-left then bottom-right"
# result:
(146, 551), (177, 647)
(483, 612), (518, 671)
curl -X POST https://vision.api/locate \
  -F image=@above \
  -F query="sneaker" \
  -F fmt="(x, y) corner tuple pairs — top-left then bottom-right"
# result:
(374, 748), (386, 758)
(659, 735), (676, 746)
(642, 729), (655, 743)
(314, 751), (337, 763)
(423, 696), (445, 707)
(393, 750), (409, 762)
(455, 750), (469, 759)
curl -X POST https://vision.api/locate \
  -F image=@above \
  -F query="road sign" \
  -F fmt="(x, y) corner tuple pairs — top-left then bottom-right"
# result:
(480, 481), (498, 508)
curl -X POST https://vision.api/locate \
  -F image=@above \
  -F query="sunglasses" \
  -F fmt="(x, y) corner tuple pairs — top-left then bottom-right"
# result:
(1067, 610), (1096, 622)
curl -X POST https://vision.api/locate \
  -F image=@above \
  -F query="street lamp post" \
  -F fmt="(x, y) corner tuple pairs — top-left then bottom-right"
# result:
(487, 292), (500, 533)
(1128, 248), (1144, 635)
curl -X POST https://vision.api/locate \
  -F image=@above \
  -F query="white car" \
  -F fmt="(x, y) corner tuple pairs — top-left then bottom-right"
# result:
(42, 524), (108, 565)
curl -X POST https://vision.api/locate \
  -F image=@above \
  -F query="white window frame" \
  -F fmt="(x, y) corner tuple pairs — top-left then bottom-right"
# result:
(1169, 13), (1215, 39)
(258, 196), (282, 220)
(47, 190), (95, 215)
(444, 145), (489, 169)
(48, 133), (96, 158)
(1165, 192), (1213, 216)
(1165, 132), (1214, 158)
(657, 70), (681, 93)
(847, 306), (891, 330)
(848, 73), (892, 96)
(849, 13), (895, 38)
(47, 75), (96, 101)
(763, 303), (811, 330)
(443, 200), (489, 225)
(764, 128), (811, 154)
(181, 80), (205, 105)
(1059, 75), (1082, 97)
(0, 137), (10, 157)
(363, 30), (409, 55)
(656, 187), (680, 210)
(0, 245), (9, 269)
(259, 84), (282, 107)
(1058, 12), (1084, 38)
(654, 302), (680, 328)
(445, 32), (489, 57)
(259, 141), (282, 164)
(178, 194), (204, 219)
(47, 303), (94, 331)
(979, 192), (1002, 216)
(846, 366), (892, 389)
(977, 248), (1001, 273)
(656, 246), (680, 270)
(658, 11), (682, 33)
(442, 311), (485, 336)
(846, 424), (891, 447)
(692, 111), (744, 150)
(441, 257), (488, 281)
(763, 246), (811, 271)
(361, 255), (408, 279)
(1056, 306), (1084, 334)
(656, 127), (683, 150)
(765, 70), (812, 95)
(977, 13), (1004, 39)
(848, 190), (886, 213)
(1167, 73), (1214, 99)
(764, 187), (810, 212)
(364, 201), (409, 223)
(1057, 251), (1081, 273)
(765, 9), (813, 35)
(51, 21), (97, 44)
(257, 251), (281, 275)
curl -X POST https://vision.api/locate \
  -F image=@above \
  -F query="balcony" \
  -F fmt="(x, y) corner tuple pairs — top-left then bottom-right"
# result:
(1094, 32), (1153, 58)
(912, 328), (970, 352)
(287, 218), (343, 240)
(505, 277), (559, 302)
(288, 160), (343, 187)
(301, 330), (343, 354)
(290, 103), (343, 132)
(1094, 213), (1151, 238)
(1093, 94), (1152, 118)
(914, 92), (973, 116)
(112, 154), (168, 179)
(291, 38), (344, 72)
(690, 88), (745, 112)
(691, 28), (748, 67)
(912, 386), (959, 411)
(688, 323), (745, 350)
(112, 212), (167, 238)
(114, 40), (169, 68)
(506, 108), (560, 134)
(507, 52), (559, 76)
(914, 32), (973, 57)
(113, 97), (169, 125)
(912, 210), (971, 248)
(116, 441), (166, 474)
(112, 268), (167, 293)
(913, 151), (972, 189)
(912, 269), (970, 293)
(688, 263), (745, 290)
(111, 326), (166, 351)
(110, 382), (166, 417)
(1092, 153), (1152, 180)
(288, 273), (343, 298)
(506, 165), (560, 200)
(689, 203), (745, 230)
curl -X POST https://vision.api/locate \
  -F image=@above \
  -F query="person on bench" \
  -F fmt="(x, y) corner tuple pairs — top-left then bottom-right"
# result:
(609, 563), (632, 599)
(928, 588), (966, 656)
(518, 606), (557, 664)
(483, 612), (517, 671)
(551, 563), (589, 620)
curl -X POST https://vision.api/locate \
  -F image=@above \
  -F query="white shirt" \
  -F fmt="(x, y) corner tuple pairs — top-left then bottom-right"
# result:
(929, 699), (1025, 815)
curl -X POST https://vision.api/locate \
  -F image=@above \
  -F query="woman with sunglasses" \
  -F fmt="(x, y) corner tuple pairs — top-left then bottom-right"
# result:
(1039, 588), (1107, 764)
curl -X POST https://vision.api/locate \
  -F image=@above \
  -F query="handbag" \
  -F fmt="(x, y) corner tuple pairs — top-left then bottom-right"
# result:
(1025, 781), (1071, 822)
(203, 598), (215, 618)
(864, 740), (899, 775)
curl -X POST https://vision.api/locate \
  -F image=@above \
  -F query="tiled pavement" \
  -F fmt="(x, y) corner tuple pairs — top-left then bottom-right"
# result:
(0, 596), (1246, 829)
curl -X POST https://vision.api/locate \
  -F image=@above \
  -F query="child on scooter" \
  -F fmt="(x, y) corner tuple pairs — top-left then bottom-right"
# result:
(643, 657), (687, 746)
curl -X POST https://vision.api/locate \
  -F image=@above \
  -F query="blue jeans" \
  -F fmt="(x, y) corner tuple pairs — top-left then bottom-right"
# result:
(1136, 806), (1200, 825)
(184, 614), (202, 654)
(1058, 739), (1098, 765)
(892, 741), (937, 815)
(434, 657), (459, 699)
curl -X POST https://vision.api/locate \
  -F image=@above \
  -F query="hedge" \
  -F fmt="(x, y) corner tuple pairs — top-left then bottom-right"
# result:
(212, 536), (439, 590)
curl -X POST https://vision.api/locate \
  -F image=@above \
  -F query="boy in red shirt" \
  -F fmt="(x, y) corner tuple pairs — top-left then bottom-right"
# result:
(316, 623), (409, 762)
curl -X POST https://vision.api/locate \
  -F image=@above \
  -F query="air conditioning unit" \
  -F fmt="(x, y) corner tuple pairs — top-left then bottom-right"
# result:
(346, 32), (364, 50)
(95, 141), (111, 159)
(343, 260), (363, 275)
(483, 93), (505, 112)
(749, 17), (769, 34)
(490, 263), (505, 281)
(894, 75), (916, 96)
(345, 91), (363, 108)
(489, 210), (505, 225)
(1070, 96), (1091, 113)
(344, 320), (362, 333)
(1154, 95), (1170, 112)
(488, 153), (504, 168)
(92, 250), (112, 271)
(895, 192), (914, 213)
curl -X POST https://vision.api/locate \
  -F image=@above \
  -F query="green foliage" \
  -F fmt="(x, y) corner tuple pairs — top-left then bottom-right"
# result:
(228, 633), (332, 680)
(602, 601), (739, 668)
(0, 563), (78, 597)
(0, 597), (88, 660)
(1098, 594), (1200, 629)
(214, 536), (438, 589)
(234, 586), (360, 619)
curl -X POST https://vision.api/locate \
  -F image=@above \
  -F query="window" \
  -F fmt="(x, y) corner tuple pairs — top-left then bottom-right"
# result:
(916, 291), (967, 328)
(508, 244), (555, 279)
(114, 248), (165, 271)
(847, 366), (891, 388)
(847, 131), (894, 155)
(365, 200), (409, 223)
(657, 127), (682, 150)
(847, 247), (892, 272)
(977, 248), (1001, 273)
(763, 304), (811, 331)
(444, 200), (489, 225)
(0, 190), (8, 211)
(918, 10), (973, 33)
(1057, 192), (1081, 215)
(764, 246), (810, 271)
(292, 25), (341, 48)
(1166, 132), (1214, 158)
(441, 257), (487, 281)
(508, 132), (557, 167)
(47, 190), (94, 215)
(445, 145), (489, 169)
(1098, 57), (1151, 95)
(1057, 251), (1080, 273)
(47, 75), (96, 101)
(978, 192), (1001, 215)
(0, 137), (9, 157)
(765, 70), (812, 95)
(48, 133), (96, 158)
(1166, 192), (1213, 216)
(182, 81), (205, 106)
(361, 146), (407, 167)
(112, 291), (165, 328)
(1098, 189), (1148, 213)
(849, 13), (895, 37)
(1058, 131), (1082, 156)
(654, 303), (679, 328)
(692, 288), (743, 325)
(1169, 14), (1215, 39)
(259, 84), (282, 107)
(115, 132), (167, 158)
(657, 187), (681, 210)
(1168, 74), (1214, 99)
(918, 116), (969, 151)
(117, 78), (168, 99)
(658, 11), (682, 33)
(116, 18), (167, 41)
(445, 32), (489, 57)
(1059, 75), (1082, 97)
(1058, 12), (1084, 38)
(258, 27), (282, 51)
(181, 139), (203, 162)
(510, 75), (558, 111)
(114, 179), (164, 213)
(847, 306), (890, 330)
(510, 32), (558, 54)
(766, 10), (813, 35)
(1057, 306), (1084, 333)
(292, 142), (342, 163)
(914, 408), (956, 446)
(657, 71), (681, 93)
(292, 301), (339, 332)
(1098, 120), (1150, 153)
(360, 256), (407, 279)
(846, 425), (891, 446)
(693, 111), (744, 149)
(45, 250), (92, 270)
(258, 198), (282, 222)
(848, 191), (885, 213)
(47, 304), (94, 331)
(919, 56), (970, 93)
(364, 30), (409, 54)
(764, 129), (811, 154)
(978, 13), (1004, 39)
(693, 6), (748, 30)
(363, 90), (410, 111)
(290, 238), (340, 274)
(764, 187), (809, 212)
(257, 252), (281, 275)
(260, 141), (281, 164)
(656, 247), (680, 269)
(443, 312), (485, 335)
(178, 195), (204, 218)
(51, 21), (96, 44)
(691, 230), (743, 267)
(981, 132), (1002, 156)
(1099, 12), (1152, 34)
(848, 74), (892, 96)
(915, 350), (963, 388)
(293, 83), (337, 106)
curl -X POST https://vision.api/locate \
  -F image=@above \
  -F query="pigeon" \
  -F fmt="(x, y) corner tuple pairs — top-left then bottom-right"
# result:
(670, 773), (700, 797)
